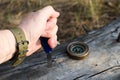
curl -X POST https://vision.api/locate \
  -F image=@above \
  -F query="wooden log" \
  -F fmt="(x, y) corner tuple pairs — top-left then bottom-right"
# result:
(0, 18), (120, 80)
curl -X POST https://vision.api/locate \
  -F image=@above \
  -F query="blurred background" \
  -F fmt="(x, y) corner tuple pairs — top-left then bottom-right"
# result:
(0, 0), (120, 43)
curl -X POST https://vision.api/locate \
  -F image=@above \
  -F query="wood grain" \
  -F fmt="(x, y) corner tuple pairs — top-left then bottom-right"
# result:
(0, 18), (120, 80)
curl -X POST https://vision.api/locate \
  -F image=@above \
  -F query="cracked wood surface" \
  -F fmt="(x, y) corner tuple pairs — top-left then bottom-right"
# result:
(0, 18), (120, 80)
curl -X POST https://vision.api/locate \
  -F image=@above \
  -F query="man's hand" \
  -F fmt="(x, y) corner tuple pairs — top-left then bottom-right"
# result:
(19, 6), (60, 56)
(0, 6), (59, 64)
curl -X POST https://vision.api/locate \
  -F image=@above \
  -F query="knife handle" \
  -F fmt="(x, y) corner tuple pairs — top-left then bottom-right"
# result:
(40, 37), (52, 53)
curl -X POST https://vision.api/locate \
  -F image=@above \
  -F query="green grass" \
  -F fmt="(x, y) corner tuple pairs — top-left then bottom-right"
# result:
(0, 0), (52, 29)
(0, 0), (120, 42)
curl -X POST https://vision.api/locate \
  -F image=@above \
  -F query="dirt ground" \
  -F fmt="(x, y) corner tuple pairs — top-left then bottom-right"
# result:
(0, 0), (120, 43)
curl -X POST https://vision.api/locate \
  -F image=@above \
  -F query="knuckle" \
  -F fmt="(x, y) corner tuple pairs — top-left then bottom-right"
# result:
(47, 5), (54, 10)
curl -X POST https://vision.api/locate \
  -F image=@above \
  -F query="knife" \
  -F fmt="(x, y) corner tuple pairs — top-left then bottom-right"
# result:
(40, 37), (52, 67)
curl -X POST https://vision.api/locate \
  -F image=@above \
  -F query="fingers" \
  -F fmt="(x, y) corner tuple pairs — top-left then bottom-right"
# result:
(41, 24), (58, 49)
(39, 6), (59, 48)
(40, 6), (60, 17)
(37, 6), (60, 21)
(41, 25), (58, 38)
(46, 17), (57, 30)
(48, 35), (57, 48)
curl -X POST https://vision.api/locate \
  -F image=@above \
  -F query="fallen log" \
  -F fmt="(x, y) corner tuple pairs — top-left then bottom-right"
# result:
(0, 18), (120, 80)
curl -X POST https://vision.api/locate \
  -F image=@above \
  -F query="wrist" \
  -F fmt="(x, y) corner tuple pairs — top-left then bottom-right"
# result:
(7, 30), (16, 53)
(18, 26), (42, 56)
(0, 30), (16, 63)
(18, 27), (31, 53)
(19, 27), (30, 42)
(8, 27), (29, 66)
(3, 30), (16, 54)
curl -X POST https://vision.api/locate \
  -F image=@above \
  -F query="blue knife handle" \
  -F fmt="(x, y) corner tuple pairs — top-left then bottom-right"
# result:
(40, 37), (52, 53)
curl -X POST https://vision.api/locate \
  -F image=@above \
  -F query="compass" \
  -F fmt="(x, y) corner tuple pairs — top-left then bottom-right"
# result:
(67, 41), (89, 60)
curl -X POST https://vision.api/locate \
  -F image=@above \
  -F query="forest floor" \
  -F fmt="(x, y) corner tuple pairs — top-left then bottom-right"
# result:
(0, 0), (120, 43)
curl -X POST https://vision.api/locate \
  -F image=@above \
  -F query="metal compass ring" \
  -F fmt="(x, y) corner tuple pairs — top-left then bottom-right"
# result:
(67, 41), (89, 60)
